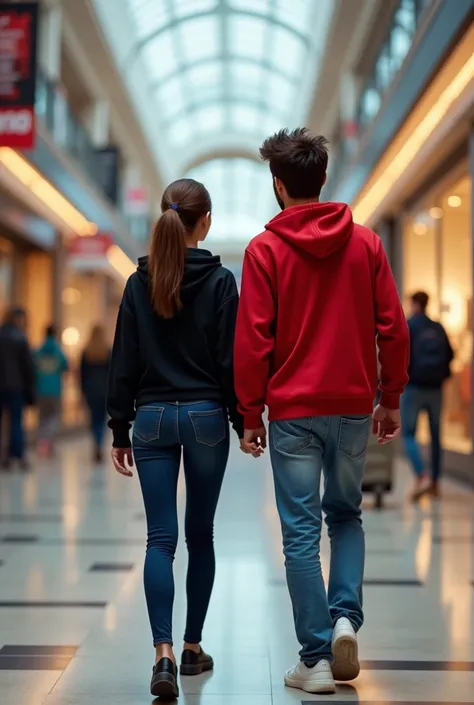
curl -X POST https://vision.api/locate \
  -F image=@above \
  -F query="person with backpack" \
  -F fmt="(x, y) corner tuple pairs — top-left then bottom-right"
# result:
(402, 291), (454, 500)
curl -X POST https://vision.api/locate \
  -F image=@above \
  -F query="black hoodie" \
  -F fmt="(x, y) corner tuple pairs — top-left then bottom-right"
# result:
(107, 248), (243, 447)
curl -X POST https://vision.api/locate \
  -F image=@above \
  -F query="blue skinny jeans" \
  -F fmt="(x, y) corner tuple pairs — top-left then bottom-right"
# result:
(133, 400), (229, 646)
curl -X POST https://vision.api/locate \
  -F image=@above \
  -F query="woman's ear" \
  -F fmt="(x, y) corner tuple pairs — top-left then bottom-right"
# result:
(199, 212), (211, 241)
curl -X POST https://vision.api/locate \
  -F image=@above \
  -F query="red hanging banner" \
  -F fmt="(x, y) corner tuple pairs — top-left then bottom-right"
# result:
(0, 2), (38, 149)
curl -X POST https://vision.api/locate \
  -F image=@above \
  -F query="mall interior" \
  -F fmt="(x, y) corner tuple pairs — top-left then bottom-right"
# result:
(0, 0), (474, 703)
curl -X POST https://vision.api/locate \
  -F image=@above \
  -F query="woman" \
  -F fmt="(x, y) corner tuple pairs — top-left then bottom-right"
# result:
(80, 325), (111, 463)
(107, 178), (243, 699)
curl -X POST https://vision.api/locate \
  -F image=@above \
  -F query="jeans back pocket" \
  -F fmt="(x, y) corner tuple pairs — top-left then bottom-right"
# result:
(133, 406), (165, 444)
(338, 416), (370, 459)
(189, 408), (226, 447)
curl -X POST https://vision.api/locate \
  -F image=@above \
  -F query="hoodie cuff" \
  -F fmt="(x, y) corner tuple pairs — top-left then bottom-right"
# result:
(380, 392), (401, 410)
(112, 428), (132, 448)
(244, 413), (264, 430)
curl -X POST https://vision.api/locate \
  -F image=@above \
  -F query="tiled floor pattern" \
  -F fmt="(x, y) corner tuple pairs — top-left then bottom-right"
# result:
(0, 646), (77, 671)
(2, 437), (474, 703)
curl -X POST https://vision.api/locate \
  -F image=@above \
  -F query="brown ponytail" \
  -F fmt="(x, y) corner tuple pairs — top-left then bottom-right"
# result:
(148, 178), (212, 319)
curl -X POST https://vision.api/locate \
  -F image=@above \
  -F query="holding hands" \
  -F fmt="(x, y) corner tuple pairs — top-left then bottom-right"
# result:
(240, 426), (267, 458)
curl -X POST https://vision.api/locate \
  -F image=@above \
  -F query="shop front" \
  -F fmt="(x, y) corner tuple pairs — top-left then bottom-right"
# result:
(403, 160), (473, 477)
(61, 233), (125, 428)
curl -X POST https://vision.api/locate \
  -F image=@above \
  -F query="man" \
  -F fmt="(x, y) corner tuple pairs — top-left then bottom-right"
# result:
(402, 291), (453, 500)
(235, 128), (409, 694)
(0, 307), (35, 469)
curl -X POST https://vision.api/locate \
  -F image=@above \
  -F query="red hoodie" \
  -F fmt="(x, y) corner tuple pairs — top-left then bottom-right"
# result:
(234, 202), (410, 429)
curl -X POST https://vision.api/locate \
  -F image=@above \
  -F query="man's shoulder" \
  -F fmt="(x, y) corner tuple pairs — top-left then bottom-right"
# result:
(352, 222), (380, 249)
(246, 229), (279, 257)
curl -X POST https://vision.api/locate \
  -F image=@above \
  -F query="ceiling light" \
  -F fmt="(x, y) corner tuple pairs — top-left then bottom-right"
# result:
(62, 287), (82, 305)
(413, 222), (428, 236)
(62, 327), (80, 347)
(0, 148), (97, 236)
(447, 195), (462, 208)
(429, 207), (443, 219)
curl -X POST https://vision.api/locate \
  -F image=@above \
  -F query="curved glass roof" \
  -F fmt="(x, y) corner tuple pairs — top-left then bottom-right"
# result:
(186, 157), (275, 242)
(126, 0), (320, 153)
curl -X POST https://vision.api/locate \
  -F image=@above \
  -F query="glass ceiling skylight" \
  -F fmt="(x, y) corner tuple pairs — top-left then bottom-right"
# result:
(186, 158), (276, 241)
(126, 0), (319, 149)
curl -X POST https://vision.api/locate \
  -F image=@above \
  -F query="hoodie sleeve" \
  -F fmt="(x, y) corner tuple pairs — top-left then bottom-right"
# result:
(234, 249), (275, 429)
(214, 276), (244, 439)
(374, 240), (410, 409)
(107, 279), (142, 448)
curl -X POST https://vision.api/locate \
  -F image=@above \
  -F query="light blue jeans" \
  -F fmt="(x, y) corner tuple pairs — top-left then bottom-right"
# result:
(269, 415), (370, 666)
(401, 386), (442, 481)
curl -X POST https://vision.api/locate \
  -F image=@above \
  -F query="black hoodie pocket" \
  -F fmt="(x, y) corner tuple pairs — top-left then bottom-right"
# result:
(189, 408), (226, 447)
(133, 406), (165, 444)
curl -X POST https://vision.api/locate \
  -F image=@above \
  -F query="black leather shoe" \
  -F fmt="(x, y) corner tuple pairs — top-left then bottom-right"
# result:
(150, 657), (179, 699)
(180, 648), (214, 676)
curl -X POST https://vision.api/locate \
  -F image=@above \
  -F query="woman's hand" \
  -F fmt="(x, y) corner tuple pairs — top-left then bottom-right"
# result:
(240, 439), (251, 454)
(111, 447), (134, 477)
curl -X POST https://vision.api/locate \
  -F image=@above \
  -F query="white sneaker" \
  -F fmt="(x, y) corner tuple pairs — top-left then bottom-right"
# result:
(331, 617), (360, 681)
(284, 660), (336, 694)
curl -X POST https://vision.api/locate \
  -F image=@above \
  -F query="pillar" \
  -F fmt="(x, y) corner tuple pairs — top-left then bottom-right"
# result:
(53, 232), (66, 333)
(39, 1), (62, 82)
(339, 72), (359, 155)
(84, 100), (110, 148)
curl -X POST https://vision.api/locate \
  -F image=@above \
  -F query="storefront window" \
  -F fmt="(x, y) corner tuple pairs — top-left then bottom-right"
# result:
(404, 172), (472, 454)
(357, 0), (432, 125)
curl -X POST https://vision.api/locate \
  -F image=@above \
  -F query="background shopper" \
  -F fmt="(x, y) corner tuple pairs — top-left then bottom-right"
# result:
(107, 178), (243, 700)
(0, 307), (35, 470)
(80, 325), (111, 463)
(35, 324), (68, 457)
(402, 291), (454, 500)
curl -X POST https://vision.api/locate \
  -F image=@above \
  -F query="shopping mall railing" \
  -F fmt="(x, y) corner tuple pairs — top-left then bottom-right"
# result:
(36, 73), (101, 190)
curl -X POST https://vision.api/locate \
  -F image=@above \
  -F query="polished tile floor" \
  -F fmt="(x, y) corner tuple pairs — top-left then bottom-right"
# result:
(1, 436), (474, 704)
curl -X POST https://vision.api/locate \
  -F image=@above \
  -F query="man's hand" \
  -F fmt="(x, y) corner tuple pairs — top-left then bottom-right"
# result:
(372, 405), (401, 444)
(242, 426), (267, 458)
(111, 447), (134, 477)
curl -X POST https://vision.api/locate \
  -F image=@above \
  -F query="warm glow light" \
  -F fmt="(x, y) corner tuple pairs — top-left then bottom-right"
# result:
(447, 195), (462, 208)
(429, 207), (443, 219)
(413, 222), (428, 236)
(352, 50), (474, 224)
(107, 244), (136, 280)
(0, 148), (97, 236)
(62, 287), (82, 305)
(442, 288), (464, 333)
(62, 327), (80, 346)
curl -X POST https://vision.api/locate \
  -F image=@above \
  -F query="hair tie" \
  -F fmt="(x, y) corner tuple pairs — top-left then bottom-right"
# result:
(170, 203), (179, 211)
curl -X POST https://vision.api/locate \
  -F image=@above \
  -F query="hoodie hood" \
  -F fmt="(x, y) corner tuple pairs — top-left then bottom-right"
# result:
(137, 248), (222, 295)
(265, 202), (353, 258)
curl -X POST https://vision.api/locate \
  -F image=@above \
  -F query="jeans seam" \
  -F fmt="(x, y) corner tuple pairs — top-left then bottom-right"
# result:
(176, 405), (181, 445)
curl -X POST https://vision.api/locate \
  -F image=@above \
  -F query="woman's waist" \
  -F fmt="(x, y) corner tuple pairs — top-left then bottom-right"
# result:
(136, 387), (224, 407)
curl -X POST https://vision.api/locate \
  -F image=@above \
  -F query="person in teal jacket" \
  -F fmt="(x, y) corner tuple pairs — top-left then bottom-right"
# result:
(35, 325), (68, 456)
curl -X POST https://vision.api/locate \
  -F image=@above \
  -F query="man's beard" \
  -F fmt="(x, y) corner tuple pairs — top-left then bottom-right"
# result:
(273, 181), (285, 210)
